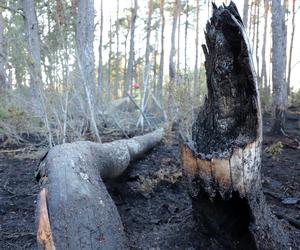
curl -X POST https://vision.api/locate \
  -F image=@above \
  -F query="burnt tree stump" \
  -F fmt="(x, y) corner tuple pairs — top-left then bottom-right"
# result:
(180, 3), (290, 250)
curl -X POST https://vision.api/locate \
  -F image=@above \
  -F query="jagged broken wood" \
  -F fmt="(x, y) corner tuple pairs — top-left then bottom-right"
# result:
(180, 3), (290, 249)
(36, 128), (164, 250)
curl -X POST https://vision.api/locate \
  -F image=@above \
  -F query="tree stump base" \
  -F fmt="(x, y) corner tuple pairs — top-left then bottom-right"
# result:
(180, 2), (290, 249)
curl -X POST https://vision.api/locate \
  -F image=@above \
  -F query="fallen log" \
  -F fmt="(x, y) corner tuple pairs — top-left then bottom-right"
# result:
(180, 2), (290, 249)
(36, 128), (164, 250)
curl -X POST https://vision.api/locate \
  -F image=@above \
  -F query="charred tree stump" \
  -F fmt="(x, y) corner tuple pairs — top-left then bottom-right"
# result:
(180, 3), (290, 250)
(36, 129), (164, 250)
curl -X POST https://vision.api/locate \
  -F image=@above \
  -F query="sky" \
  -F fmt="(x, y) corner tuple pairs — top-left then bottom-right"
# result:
(94, 0), (300, 91)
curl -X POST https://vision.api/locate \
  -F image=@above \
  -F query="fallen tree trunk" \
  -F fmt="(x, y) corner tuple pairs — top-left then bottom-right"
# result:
(36, 128), (164, 250)
(180, 3), (290, 249)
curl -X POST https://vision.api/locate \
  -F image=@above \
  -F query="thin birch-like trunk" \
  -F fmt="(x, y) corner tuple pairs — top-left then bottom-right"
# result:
(124, 0), (137, 97)
(287, 0), (296, 95)
(158, 0), (165, 103)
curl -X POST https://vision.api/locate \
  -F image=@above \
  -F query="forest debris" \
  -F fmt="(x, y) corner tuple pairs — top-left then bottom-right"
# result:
(134, 167), (182, 195)
(264, 141), (283, 159)
(263, 190), (282, 200)
(281, 197), (299, 205)
(274, 212), (300, 230)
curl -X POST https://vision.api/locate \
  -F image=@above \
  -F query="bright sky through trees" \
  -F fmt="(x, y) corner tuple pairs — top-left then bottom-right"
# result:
(95, 0), (300, 90)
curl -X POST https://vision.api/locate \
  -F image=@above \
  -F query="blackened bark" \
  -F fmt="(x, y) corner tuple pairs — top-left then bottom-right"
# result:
(181, 3), (290, 249)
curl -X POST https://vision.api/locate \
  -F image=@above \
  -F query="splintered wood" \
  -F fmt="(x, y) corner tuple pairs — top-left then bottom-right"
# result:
(37, 188), (55, 250)
(180, 2), (290, 249)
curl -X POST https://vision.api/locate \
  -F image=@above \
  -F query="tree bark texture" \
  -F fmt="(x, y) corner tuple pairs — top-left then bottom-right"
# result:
(76, 0), (100, 142)
(0, 9), (8, 92)
(140, 0), (153, 129)
(114, 0), (120, 99)
(271, 0), (286, 134)
(23, 0), (42, 99)
(76, 0), (95, 91)
(260, 0), (269, 91)
(124, 0), (137, 97)
(287, 0), (296, 96)
(169, 0), (179, 85)
(36, 129), (164, 250)
(158, 0), (165, 103)
(243, 0), (249, 29)
(97, 0), (103, 100)
(180, 3), (289, 249)
(193, 0), (200, 98)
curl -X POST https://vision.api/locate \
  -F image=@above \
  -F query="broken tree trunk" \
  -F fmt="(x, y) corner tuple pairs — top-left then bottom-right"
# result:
(36, 128), (164, 250)
(180, 3), (290, 250)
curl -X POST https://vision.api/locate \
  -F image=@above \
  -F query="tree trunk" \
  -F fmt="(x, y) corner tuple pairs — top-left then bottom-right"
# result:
(71, 0), (77, 17)
(176, 3), (181, 78)
(22, 0), (42, 103)
(124, 0), (137, 97)
(0, 9), (8, 93)
(243, 0), (249, 28)
(282, 0), (288, 88)
(287, 0), (296, 96)
(97, 0), (103, 100)
(261, 0), (269, 92)
(255, 0), (260, 83)
(250, 0), (256, 52)
(180, 3), (289, 249)
(168, 0), (179, 109)
(158, 0), (165, 103)
(107, 17), (112, 101)
(36, 129), (164, 250)
(271, 0), (286, 134)
(169, 0), (179, 85)
(194, 0), (200, 99)
(184, 0), (189, 77)
(23, 0), (53, 146)
(139, 0), (153, 129)
(76, 0), (101, 142)
(114, 0), (120, 99)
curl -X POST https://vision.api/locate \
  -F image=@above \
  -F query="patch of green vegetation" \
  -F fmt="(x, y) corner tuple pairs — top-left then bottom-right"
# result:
(135, 166), (182, 194)
(265, 141), (283, 160)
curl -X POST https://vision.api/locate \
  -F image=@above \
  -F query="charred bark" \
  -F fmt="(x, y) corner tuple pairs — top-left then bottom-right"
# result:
(180, 3), (289, 249)
(36, 129), (164, 250)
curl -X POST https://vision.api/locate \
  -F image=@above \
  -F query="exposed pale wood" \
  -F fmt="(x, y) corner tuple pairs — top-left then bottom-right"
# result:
(180, 2), (290, 249)
(37, 189), (55, 250)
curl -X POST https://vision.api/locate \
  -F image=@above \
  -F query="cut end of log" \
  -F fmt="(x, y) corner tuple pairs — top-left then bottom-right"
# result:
(37, 188), (55, 250)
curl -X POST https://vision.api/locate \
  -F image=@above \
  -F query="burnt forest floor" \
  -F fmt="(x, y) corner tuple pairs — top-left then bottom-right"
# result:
(0, 112), (299, 249)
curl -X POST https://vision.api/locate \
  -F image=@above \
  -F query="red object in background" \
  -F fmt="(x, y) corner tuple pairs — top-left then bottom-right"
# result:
(132, 82), (140, 89)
